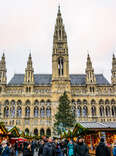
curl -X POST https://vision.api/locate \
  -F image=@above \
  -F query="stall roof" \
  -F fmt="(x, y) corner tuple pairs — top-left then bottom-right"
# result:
(78, 122), (116, 129)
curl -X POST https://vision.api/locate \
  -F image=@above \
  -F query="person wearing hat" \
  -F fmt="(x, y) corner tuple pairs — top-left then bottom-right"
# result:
(96, 137), (111, 156)
(0, 140), (10, 156)
(76, 136), (89, 156)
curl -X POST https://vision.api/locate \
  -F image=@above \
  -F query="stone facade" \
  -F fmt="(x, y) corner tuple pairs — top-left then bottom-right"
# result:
(0, 7), (116, 136)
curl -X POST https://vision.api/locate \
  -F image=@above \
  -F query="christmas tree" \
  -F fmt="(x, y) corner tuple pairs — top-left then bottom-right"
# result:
(54, 91), (76, 134)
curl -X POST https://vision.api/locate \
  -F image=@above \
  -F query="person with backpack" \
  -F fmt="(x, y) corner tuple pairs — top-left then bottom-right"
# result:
(96, 138), (111, 156)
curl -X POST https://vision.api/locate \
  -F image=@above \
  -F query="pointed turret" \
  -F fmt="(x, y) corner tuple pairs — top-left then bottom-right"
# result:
(53, 6), (68, 55)
(111, 54), (116, 85)
(0, 53), (7, 84)
(24, 53), (34, 84)
(52, 6), (69, 80)
(85, 54), (96, 84)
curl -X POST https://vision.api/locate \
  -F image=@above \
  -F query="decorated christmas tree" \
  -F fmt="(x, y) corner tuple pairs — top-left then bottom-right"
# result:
(54, 91), (76, 134)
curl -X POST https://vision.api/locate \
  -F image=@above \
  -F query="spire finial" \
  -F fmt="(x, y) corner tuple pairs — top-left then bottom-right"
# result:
(57, 4), (61, 16)
(113, 53), (115, 59)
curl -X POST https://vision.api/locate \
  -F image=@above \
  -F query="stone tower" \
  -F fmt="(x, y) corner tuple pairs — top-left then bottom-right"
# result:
(52, 6), (69, 80)
(52, 6), (70, 94)
(85, 54), (96, 93)
(111, 54), (116, 85)
(24, 53), (34, 92)
(0, 53), (7, 85)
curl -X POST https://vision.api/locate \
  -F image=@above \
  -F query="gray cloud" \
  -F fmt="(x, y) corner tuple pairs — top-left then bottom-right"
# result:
(0, 0), (116, 82)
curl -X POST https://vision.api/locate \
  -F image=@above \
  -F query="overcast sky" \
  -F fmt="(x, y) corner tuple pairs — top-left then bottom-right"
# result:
(0, 0), (116, 83)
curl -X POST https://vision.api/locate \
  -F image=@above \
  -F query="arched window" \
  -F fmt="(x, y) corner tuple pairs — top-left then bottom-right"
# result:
(111, 99), (115, 105)
(34, 107), (39, 117)
(11, 100), (15, 105)
(77, 106), (81, 117)
(91, 99), (96, 105)
(17, 106), (22, 117)
(58, 57), (64, 76)
(72, 99), (76, 105)
(46, 100), (51, 106)
(99, 99), (104, 105)
(17, 100), (22, 105)
(10, 106), (15, 117)
(83, 100), (87, 105)
(40, 107), (45, 118)
(100, 106), (104, 117)
(25, 128), (29, 135)
(25, 100), (31, 105)
(77, 100), (81, 105)
(40, 128), (45, 136)
(25, 107), (30, 117)
(105, 99), (110, 105)
(4, 107), (9, 117)
(46, 128), (51, 137)
(46, 107), (51, 117)
(106, 106), (110, 116)
(83, 106), (88, 117)
(40, 100), (45, 106)
(34, 100), (39, 105)
(91, 106), (96, 117)
(112, 106), (115, 116)
(34, 128), (38, 136)
(4, 100), (9, 106)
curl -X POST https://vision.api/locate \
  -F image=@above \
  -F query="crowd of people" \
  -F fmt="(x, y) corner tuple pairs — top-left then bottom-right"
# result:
(0, 136), (116, 156)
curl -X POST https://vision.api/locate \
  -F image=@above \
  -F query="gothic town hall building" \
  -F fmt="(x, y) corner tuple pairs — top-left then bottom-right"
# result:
(0, 7), (116, 136)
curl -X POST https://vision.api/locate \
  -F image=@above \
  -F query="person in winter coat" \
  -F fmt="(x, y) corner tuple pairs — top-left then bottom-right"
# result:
(38, 140), (44, 156)
(76, 136), (89, 156)
(67, 140), (74, 156)
(0, 140), (10, 156)
(96, 138), (111, 156)
(56, 142), (63, 156)
(113, 141), (116, 156)
(42, 137), (56, 156)
(23, 143), (33, 156)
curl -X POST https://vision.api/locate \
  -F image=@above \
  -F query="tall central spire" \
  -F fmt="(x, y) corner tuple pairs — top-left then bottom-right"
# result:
(52, 6), (69, 81)
(53, 6), (68, 55)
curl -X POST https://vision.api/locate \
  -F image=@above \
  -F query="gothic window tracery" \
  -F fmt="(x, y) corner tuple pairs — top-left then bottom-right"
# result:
(91, 99), (96, 105)
(77, 106), (81, 117)
(4, 100), (9, 106)
(106, 106), (110, 116)
(111, 99), (115, 105)
(34, 100), (39, 105)
(46, 100), (51, 106)
(105, 99), (110, 105)
(99, 99), (104, 105)
(25, 106), (30, 117)
(83, 106), (88, 117)
(46, 107), (51, 117)
(10, 106), (15, 118)
(40, 107), (45, 118)
(17, 100), (22, 105)
(91, 106), (96, 116)
(58, 57), (64, 76)
(77, 100), (81, 105)
(83, 99), (87, 105)
(4, 107), (9, 117)
(17, 106), (22, 117)
(34, 106), (39, 117)
(100, 106), (104, 117)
